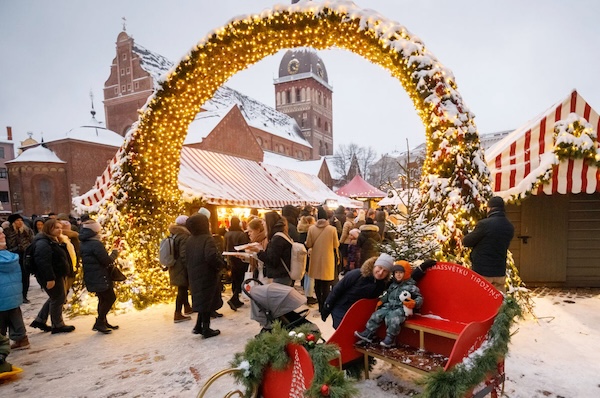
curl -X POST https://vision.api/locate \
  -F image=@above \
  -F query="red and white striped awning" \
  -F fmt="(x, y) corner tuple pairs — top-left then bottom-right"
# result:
(179, 147), (306, 208)
(486, 90), (600, 198)
(73, 147), (123, 211)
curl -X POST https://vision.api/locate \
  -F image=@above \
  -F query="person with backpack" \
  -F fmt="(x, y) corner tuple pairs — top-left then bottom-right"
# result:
(29, 219), (75, 334)
(167, 215), (194, 323)
(80, 219), (120, 334)
(224, 217), (249, 311)
(305, 206), (340, 314)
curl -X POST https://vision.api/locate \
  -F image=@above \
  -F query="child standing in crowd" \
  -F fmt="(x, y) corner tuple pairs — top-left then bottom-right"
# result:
(355, 260), (423, 348)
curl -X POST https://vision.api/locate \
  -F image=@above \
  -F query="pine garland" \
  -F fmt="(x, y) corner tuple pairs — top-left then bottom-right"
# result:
(418, 297), (522, 398)
(231, 322), (358, 398)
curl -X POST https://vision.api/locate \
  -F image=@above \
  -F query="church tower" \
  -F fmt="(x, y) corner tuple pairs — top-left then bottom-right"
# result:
(103, 27), (173, 136)
(274, 48), (333, 160)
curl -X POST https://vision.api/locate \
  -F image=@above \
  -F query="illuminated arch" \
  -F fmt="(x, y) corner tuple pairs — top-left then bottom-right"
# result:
(98, 2), (493, 307)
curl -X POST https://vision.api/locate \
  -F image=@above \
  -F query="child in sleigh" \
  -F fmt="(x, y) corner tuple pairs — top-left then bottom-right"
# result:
(354, 260), (423, 348)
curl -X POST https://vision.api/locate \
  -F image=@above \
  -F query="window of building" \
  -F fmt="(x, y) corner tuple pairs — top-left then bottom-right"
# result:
(120, 68), (125, 76)
(0, 147), (4, 158)
(122, 53), (127, 60)
(134, 81), (139, 89)
(286, 90), (291, 104)
(0, 168), (6, 179)
(127, 84), (131, 91)
(296, 89), (301, 102)
(317, 117), (322, 128)
(0, 191), (8, 203)
(126, 67), (130, 74)
(114, 87), (118, 94)
(324, 121), (329, 133)
(121, 85), (126, 92)
(256, 136), (263, 146)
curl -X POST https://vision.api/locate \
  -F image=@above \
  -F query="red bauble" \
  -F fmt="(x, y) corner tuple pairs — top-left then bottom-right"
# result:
(306, 333), (316, 342)
(320, 384), (330, 396)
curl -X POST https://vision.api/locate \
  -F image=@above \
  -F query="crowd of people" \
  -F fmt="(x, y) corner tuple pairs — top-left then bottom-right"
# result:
(0, 195), (514, 373)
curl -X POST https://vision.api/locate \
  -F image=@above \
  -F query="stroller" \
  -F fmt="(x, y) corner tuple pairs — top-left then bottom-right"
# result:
(242, 279), (319, 334)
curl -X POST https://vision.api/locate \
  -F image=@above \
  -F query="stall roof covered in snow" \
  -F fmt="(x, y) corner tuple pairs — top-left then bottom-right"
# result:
(179, 147), (308, 208)
(486, 90), (600, 198)
(262, 163), (361, 208)
(262, 151), (324, 175)
(7, 144), (65, 163)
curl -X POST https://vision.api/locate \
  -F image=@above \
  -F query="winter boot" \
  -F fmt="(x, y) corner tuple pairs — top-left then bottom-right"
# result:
(105, 320), (119, 330)
(354, 329), (374, 343)
(92, 318), (112, 334)
(174, 312), (192, 323)
(10, 336), (30, 350)
(380, 335), (396, 348)
(201, 312), (220, 339)
(227, 299), (238, 311)
(183, 303), (193, 315)
(210, 311), (223, 318)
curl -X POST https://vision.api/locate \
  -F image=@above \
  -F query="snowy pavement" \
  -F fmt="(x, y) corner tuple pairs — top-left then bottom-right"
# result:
(2, 277), (600, 397)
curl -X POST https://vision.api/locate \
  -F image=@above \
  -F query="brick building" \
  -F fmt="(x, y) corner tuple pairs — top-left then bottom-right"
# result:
(10, 29), (335, 215)
(0, 127), (16, 213)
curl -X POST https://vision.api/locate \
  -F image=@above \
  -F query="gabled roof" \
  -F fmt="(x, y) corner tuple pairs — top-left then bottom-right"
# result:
(7, 144), (65, 164)
(132, 42), (174, 87)
(335, 175), (386, 198)
(486, 90), (600, 198)
(262, 151), (323, 175)
(202, 86), (309, 147)
(184, 106), (235, 145)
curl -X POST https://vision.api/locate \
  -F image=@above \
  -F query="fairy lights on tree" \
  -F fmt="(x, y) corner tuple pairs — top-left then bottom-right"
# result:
(88, 1), (493, 309)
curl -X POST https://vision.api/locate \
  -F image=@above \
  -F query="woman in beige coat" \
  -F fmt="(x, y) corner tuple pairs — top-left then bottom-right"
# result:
(305, 206), (339, 313)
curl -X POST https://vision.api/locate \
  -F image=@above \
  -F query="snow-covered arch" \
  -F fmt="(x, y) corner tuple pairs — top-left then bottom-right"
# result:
(93, 1), (492, 306)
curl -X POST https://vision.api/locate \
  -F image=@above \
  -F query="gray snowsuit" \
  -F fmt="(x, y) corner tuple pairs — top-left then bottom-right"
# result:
(365, 278), (422, 338)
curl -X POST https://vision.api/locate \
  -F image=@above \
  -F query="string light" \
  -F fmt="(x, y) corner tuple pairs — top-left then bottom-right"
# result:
(84, 3), (495, 310)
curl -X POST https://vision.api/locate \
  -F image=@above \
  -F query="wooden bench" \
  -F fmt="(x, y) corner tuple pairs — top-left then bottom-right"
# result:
(327, 262), (505, 396)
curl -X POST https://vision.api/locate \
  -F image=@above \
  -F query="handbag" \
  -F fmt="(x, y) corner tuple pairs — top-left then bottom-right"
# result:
(109, 264), (126, 282)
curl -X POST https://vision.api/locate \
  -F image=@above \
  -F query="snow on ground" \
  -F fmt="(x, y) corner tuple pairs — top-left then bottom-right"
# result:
(2, 277), (600, 397)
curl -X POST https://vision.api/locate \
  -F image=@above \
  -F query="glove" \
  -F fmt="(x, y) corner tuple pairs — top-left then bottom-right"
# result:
(421, 259), (437, 271)
(321, 303), (331, 322)
(404, 298), (417, 309)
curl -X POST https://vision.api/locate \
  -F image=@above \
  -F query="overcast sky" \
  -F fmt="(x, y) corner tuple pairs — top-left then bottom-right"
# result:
(1, 0), (599, 157)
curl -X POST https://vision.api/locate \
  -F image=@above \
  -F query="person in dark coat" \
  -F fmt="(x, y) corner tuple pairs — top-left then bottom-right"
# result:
(5, 213), (34, 303)
(463, 196), (515, 294)
(224, 216), (249, 311)
(185, 214), (225, 338)
(281, 204), (300, 242)
(30, 219), (75, 334)
(321, 253), (392, 329)
(251, 212), (293, 286)
(356, 219), (381, 266)
(168, 215), (193, 323)
(80, 220), (120, 334)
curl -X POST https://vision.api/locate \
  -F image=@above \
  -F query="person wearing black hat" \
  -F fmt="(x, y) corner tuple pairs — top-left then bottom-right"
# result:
(5, 214), (34, 303)
(463, 196), (515, 294)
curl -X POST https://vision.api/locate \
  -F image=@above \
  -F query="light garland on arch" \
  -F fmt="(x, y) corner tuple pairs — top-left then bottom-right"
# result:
(91, 1), (494, 309)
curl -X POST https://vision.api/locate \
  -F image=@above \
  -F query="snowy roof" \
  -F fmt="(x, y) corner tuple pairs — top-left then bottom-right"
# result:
(132, 42), (174, 88)
(7, 144), (65, 163)
(262, 163), (360, 208)
(486, 90), (600, 198)
(41, 116), (124, 148)
(184, 106), (234, 145)
(179, 147), (306, 208)
(202, 86), (309, 147)
(262, 151), (323, 175)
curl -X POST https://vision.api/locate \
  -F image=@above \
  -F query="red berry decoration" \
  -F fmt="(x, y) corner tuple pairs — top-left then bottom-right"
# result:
(306, 333), (316, 342)
(320, 384), (330, 396)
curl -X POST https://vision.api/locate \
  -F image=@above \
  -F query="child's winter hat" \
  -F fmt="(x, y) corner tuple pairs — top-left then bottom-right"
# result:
(374, 253), (394, 271)
(392, 260), (412, 281)
(175, 215), (189, 226)
(349, 228), (360, 238)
